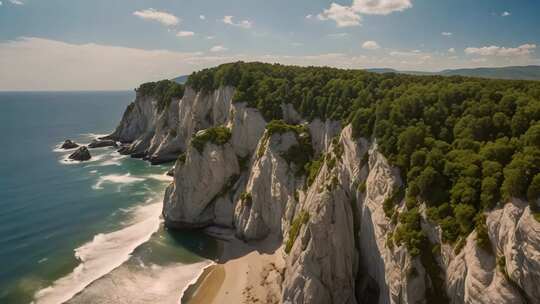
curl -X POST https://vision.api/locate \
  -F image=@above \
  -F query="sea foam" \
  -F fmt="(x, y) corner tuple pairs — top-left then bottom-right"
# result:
(33, 202), (162, 304)
(92, 173), (145, 190)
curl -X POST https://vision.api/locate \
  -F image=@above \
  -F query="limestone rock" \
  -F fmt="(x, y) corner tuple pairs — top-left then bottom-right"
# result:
(162, 142), (239, 228)
(282, 126), (365, 304)
(234, 130), (300, 240)
(227, 102), (266, 158)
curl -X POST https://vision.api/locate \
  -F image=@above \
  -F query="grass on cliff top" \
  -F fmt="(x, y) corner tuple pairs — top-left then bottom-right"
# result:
(191, 126), (232, 153)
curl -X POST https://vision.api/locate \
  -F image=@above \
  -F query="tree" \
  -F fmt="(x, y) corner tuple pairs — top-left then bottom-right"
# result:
(454, 203), (476, 235)
(524, 123), (540, 148)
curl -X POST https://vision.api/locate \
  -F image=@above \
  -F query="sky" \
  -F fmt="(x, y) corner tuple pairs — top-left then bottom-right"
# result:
(0, 0), (539, 90)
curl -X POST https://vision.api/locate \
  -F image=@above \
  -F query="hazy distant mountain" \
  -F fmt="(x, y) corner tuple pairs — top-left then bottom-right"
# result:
(367, 65), (540, 81)
(172, 75), (189, 84)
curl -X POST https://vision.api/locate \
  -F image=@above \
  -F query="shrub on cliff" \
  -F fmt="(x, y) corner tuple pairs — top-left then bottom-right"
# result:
(191, 126), (232, 153)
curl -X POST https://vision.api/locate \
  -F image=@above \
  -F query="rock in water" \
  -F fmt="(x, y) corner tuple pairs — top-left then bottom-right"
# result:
(166, 167), (175, 177)
(69, 146), (91, 161)
(61, 139), (79, 149)
(88, 139), (117, 148)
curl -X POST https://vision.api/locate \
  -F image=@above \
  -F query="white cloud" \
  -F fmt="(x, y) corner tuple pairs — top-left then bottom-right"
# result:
(317, 0), (412, 27)
(222, 16), (253, 29)
(292, 42), (304, 47)
(448, 48), (455, 53)
(501, 11), (510, 17)
(4, 36), (539, 91)
(362, 40), (380, 50)
(176, 31), (195, 37)
(199, 15), (206, 20)
(210, 45), (227, 52)
(441, 32), (452, 36)
(0, 1), (3, 5)
(133, 9), (179, 27)
(465, 44), (536, 57)
(352, 0), (412, 15)
(9, 0), (23, 5)
(206, 36), (215, 40)
(0, 37), (206, 90)
(317, 3), (362, 27)
(305, 14), (313, 19)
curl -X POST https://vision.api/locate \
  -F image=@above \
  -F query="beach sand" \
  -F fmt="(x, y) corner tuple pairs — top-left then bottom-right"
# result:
(186, 235), (285, 304)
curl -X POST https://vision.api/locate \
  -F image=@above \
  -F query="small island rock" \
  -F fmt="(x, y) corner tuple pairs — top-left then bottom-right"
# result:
(61, 139), (79, 149)
(69, 146), (91, 161)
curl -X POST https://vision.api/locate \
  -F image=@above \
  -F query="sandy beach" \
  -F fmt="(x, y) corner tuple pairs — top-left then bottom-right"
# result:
(185, 233), (285, 304)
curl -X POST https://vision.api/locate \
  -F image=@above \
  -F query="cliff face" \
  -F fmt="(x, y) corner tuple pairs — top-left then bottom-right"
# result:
(106, 86), (234, 164)
(110, 85), (540, 304)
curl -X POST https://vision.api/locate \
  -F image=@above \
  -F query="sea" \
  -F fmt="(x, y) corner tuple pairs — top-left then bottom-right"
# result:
(0, 91), (216, 304)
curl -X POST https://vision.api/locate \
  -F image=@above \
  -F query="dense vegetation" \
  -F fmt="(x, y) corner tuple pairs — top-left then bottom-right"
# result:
(136, 80), (184, 112)
(187, 62), (540, 253)
(191, 126), (232, 153)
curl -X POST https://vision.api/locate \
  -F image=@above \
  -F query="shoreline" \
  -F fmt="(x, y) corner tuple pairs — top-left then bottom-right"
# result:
(181, 234), (285, 304)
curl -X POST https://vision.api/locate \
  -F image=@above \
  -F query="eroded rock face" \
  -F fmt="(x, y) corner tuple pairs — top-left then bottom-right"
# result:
(234, 131), (300, 241)
(162, 142), (239, 228)
(488, 200), (540, 302)
(227, 102), (266, 158)
(308, 119), (341, 156)
(106, 86), (235, 164)
(106, 93), (157, 143)
(445, 232), (523, 304)
(282, 126), (363, 304)
(357, 145), (428, 304)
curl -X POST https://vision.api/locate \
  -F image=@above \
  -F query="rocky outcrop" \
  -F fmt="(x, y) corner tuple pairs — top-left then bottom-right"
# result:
(234, 130), (301, 241)
(282, 126), (362, 304)
(109, 82), (540, 304)
(308, 119), (341, 156)
(227, 102), (266, 157)
(487, 200), (540, 302)
(88, 139), (117, 148)
(69, 146), (91, 161)
(162, 141), (239, 228)
(356, 145), (430, 304)
(106, 86), (235, 164)
(61, 139), (79, 149)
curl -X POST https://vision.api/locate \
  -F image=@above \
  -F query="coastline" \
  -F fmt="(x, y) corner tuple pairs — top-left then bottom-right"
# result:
(181, 234), (285, 304)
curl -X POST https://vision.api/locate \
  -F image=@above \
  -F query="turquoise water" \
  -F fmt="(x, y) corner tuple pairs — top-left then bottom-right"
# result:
(0, 92), (215, 303)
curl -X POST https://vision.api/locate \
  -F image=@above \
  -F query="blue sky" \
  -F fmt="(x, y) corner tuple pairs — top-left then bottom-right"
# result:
(0, 0), (539, 90)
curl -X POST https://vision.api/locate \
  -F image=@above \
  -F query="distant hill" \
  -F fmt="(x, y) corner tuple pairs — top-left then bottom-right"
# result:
(172, 75), (189, 84)
(367, 65), (540, 81)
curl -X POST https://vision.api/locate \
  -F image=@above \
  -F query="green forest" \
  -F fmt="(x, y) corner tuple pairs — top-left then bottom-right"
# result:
(143, 62), (540, 255)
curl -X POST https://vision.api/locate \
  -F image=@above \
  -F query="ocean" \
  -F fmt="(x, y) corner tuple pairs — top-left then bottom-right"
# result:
(0, 91), (216, 304)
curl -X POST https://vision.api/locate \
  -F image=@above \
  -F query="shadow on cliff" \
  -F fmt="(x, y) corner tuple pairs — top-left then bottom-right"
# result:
(164, 226), (282, 263)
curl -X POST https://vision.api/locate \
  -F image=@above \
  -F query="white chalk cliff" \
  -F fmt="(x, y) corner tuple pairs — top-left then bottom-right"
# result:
(108, 84), (540, 304)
